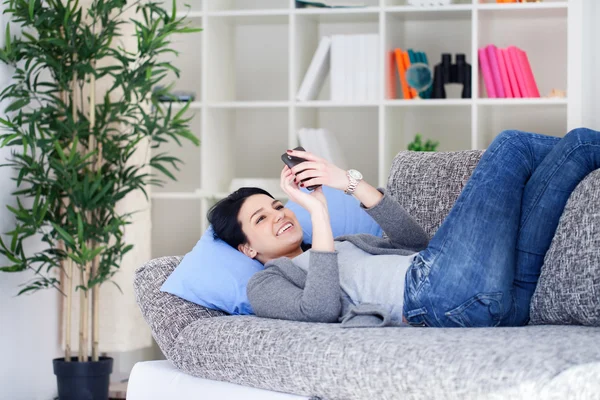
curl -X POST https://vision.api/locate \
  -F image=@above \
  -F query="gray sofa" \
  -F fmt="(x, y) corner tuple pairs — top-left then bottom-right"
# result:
(134, 149), (600, 400)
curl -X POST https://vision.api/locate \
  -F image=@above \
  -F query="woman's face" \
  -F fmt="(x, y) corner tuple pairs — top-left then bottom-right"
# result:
(237, 194), (303, 263)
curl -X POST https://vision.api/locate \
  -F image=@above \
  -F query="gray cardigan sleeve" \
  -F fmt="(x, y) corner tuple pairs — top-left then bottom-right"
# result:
(360, 188), (430, 251)
(247, 250), (342, 323)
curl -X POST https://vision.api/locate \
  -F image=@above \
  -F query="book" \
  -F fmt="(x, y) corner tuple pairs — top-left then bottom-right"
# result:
(507, 46), (529, 97)
(496, 46), (513, 98)
(403, 50), (417, 99)
(297, 36), (331, 101)
(486, 45), (505, 98)
(387, 50), (396, 99)
(394, 49), (410, 100)
(518, 48), (540, 98)
(478, 47), (496, 98)
(345, 35), (355, 101)
(298, 128), (348, 170)
(502, 48), (521, 97)
(331, 35), (345, 101)
(357, 35), (368, 101)
(366, 34), (379, 102)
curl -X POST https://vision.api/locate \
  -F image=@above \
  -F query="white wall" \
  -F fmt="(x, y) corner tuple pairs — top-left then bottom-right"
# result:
(582, 0), (600, 130)
(0, 7), (62, 400)
(0, 147), (62, 400)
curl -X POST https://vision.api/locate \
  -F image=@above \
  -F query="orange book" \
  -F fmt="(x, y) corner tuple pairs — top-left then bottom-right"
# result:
(387, 51), (397, 99)
(402, 50), (417, 99)
(394, 49), (410, 100)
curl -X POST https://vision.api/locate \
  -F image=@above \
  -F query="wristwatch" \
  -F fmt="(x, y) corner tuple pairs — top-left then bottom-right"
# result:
(344, 169), (363, 195)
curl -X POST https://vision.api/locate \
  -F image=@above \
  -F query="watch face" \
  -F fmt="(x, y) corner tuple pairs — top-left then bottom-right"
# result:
(349, 169), (363, 180)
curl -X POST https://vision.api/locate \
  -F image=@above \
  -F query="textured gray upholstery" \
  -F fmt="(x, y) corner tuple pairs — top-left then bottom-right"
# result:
(529, 169), (600, 326)
(134, 150), (600, 400)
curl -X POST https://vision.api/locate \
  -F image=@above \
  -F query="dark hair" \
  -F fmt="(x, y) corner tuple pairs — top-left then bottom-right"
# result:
(207, 187), (311, 253)
(207, 187), (273, 250)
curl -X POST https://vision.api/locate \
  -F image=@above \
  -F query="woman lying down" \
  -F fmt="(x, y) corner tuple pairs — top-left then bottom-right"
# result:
(207, 129), (600, 328)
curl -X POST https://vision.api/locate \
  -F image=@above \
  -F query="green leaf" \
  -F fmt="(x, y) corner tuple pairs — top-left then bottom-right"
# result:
(150, 162), (176, 181)
(0, 265), (24, 272)
(4, 23), (11, 55)
(51, 222), (75, 246)
(53, 140), (67, 161)
(5, 99), (30, 113)
(77, 212), (84, 246)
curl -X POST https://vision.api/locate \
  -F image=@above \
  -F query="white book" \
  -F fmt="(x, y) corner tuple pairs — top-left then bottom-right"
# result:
(296, 36), (331, 101)
(298, 127), (348, 170)
(318, 128), (349, 170)
(357, 35), (368, 102)
(330, 35), (344, 101)
(366, 34), (379, 101)
(344, 35), (354, 102)
(298, 128), (309, 149)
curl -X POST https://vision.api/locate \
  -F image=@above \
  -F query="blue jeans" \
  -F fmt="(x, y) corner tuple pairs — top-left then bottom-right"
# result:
(402, 128), (600, 328)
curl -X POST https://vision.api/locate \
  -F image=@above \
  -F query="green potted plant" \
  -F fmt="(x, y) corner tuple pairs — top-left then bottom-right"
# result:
(407, 133), (439, 151)
(0, 0), (199, 398)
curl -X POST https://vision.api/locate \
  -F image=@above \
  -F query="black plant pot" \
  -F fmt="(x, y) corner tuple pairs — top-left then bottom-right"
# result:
(53, 357), (113, 400)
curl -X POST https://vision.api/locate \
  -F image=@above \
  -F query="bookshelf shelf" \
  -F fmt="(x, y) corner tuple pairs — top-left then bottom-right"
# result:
(170, 101), (202, 110)
(207, 101), (291, 109)
(207, 11), (289, 25)
(476, 2), (568, 12)
(151, 0), (583, 243)
(385, 99), (472, 107)
(296, 8), (380, 23)
(296, 101), (379, 108)
(386, 6), (472, 21)
(476, 98), (568, 106)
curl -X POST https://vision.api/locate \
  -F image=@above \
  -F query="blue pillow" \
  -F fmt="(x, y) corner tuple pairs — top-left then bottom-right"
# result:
(285, 186), (383, 243)
(161, 186), (383, 315)
(161, 226), (264, 315)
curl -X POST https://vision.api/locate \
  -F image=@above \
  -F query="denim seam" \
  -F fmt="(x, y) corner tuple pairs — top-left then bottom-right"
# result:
(427, 134), (514, 269)
(518, 142), (600, 234)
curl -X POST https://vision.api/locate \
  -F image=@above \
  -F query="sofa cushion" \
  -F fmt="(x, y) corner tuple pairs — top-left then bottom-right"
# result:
(386, 150), (484, 238)
(170, 316), (600, 399)
(530, 169), (600, 326)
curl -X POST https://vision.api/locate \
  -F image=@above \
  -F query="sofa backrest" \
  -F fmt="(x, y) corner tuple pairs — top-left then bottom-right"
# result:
(134, 150), (484, 356)
(386, 150), (484, 238)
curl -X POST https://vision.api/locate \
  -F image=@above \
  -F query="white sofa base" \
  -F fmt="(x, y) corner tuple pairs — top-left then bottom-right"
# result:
(127, 360), (310, 400)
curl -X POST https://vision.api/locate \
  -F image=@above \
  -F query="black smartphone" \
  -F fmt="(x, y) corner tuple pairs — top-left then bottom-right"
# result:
(281, 146), (321, 191)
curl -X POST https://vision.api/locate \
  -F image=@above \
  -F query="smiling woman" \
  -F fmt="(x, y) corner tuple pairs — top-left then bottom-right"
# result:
(208, 188), (306, 265)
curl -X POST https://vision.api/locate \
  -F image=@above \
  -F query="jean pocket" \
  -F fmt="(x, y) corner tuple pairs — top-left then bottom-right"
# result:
(403, 306), (429, 327)
(405, 252), (431, 296)
(444, 292), (504, 328)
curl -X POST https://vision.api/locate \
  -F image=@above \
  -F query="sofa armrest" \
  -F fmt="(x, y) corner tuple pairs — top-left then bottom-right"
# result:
(134, 256), (226, 357)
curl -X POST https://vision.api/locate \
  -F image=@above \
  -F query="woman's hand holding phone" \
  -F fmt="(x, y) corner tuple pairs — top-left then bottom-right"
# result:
(284, 148), (348, 192)
(280, 165), (327, 215)
(280, 160), (335, 253)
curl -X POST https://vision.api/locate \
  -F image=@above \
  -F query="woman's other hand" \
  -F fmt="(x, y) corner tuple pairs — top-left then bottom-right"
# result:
(280, 165), (328, 214)
(285, 149), (348, 192)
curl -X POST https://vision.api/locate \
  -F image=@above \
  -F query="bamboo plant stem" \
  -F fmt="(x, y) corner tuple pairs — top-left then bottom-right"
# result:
(60, 82), (73, 363)
(89, 65), (101, 363)
(65, 256), (73, 362)
(79, 265), (88, 362)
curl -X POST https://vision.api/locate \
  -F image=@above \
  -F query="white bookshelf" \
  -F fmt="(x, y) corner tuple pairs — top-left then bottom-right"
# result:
(151, 0), (582, 258)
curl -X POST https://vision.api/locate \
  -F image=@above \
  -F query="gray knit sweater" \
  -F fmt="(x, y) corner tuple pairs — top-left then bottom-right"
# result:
(246, 188), (430, 328)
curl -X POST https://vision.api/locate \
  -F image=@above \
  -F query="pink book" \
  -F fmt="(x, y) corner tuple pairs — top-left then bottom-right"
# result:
(478, 47), (496, 98)
(486, 45), (505, 98)
(508, 46), (529, 97)
(502, 48), (521, 97)
(518, 49), (540, 97)
(496, 47), (513, 98)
